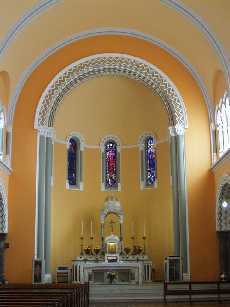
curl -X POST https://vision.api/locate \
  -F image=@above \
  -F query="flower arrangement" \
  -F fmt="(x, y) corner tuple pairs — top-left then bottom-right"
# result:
(107, 271), (117, 284)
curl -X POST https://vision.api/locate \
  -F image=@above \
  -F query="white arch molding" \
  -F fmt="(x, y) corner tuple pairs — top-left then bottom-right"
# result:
(34, 53), (187, 130)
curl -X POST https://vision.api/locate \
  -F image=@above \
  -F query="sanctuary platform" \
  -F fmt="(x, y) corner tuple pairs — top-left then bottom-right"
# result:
(72, 197), (153, 286)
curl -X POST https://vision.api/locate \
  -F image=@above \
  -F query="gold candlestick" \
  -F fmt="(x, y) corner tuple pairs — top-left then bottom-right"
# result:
(142, 235), (146, 255)
(90, 236), (94, 255)
(80, 235), (84, 256)
(131, 235), (135, 254)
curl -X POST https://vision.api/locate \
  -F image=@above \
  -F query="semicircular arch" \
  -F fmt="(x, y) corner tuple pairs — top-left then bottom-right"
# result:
(34, 53), (187, 131)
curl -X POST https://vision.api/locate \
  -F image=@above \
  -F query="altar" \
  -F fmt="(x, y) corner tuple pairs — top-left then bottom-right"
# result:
(72, 197), (153, 285)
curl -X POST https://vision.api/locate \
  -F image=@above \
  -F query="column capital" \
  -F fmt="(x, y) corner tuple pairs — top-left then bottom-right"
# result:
(169, 124), (185, 136)
(38, 127), (55, 139)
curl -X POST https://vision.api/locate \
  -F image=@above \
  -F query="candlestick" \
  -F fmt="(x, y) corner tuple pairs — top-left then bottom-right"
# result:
(142, 235), (146, 255)
(90, 220), (93, 238)
(81, 220), (84, 237)
(80, 235), (84, 256)
(131, 222), (135, 238)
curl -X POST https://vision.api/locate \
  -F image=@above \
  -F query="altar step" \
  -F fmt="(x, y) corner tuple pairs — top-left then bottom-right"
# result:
(90, 282), (164, 302)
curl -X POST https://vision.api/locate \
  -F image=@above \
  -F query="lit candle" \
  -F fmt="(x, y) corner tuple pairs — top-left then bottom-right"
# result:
(81, 220), (84, 236)
(131, 222), (135, 237)
(143, 222), (146, 237)
(90, 220), (93, 237)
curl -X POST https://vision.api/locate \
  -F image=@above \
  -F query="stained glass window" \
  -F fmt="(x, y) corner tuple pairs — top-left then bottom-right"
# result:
(145, 136), (156, 186)
(67, 136), (82, 189)
(102, 137), (120, 191)
(105, 141), (118, 189)
(140, 135), (157, 188)
(216, 92), (230, 157)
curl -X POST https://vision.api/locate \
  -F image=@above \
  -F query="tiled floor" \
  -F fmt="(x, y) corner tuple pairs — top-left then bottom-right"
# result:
(90, 304), (230, 307)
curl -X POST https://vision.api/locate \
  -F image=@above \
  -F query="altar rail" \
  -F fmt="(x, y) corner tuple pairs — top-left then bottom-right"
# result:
(0, 283), (89, 307)
(164, 281), (230, 303)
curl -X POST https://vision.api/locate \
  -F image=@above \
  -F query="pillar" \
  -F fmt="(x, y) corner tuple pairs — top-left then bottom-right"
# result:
(36, 129), (53, 278)
(169, 125), (190, 276)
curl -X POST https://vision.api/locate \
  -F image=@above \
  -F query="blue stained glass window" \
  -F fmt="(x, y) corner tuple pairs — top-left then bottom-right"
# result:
(68, 138), (77, 186)
(105, 141), (118, 189)
(144, 136), (156, 187)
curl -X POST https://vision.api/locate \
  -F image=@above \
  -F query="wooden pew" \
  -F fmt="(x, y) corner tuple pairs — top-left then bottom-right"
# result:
(164, 280), (230, 303)
(0, 283), (89, 307)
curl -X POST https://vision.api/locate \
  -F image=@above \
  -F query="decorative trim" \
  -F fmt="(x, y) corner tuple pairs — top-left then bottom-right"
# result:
(0, 0), (59, 57)
(216, 174), (230, 231)
(38, 127), (55, 139)
(0, 160), (12, 175)
(100, 135), (121, 152)
(7, 28), (212, 127)
(0, 178), (8, 233)
(53, 135), (169, 148)
(100, 196), (124, 224)
(34, 54), (187, 130)
(66, 132), (85, 150)
(211, 148), (230, 172)
(168, 124), (185, 136)
(139, 132), (155, 150)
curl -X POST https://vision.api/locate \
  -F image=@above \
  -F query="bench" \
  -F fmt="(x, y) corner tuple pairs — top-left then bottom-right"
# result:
(0, 283), (89, 307)
(164, 281), (230, 303)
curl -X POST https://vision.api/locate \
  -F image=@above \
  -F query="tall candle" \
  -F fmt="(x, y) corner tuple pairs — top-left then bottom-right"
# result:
(143, 222), (146, 237)
(131, 222), (135, 237)
(90, 220), (93, 237)
(81, 220), (84, 236)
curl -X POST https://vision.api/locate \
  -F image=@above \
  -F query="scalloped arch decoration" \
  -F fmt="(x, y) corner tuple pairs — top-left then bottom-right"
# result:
(0, 178), (8, 233)
(216, 174), (230, 231)
(34, 54), (187, 130)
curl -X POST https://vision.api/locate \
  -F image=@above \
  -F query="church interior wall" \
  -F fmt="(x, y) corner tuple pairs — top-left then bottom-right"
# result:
(6, 34), (218, 282)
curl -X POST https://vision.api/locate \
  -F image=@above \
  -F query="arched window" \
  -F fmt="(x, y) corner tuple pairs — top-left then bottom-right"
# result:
(66, 135), (83, 190)
(216, 92), (230, 157)
(0, 108), (5, 160)
(101, 137), (120, 191)
(140, 134), (157, 189)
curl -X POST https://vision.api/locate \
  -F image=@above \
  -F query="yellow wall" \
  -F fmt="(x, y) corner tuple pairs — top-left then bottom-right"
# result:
(7, 34), (218, 282)
(51, 77), (173, 279)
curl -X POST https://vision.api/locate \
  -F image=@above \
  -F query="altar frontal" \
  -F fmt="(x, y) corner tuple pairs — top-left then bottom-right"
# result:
(72, 196), (153, 285)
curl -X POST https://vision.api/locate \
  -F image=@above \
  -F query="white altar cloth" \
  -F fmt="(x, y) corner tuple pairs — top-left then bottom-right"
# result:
(72, 258), (153, 285)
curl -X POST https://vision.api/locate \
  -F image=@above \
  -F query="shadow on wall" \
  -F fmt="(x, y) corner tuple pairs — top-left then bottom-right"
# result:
(0, 71), (10, 106)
